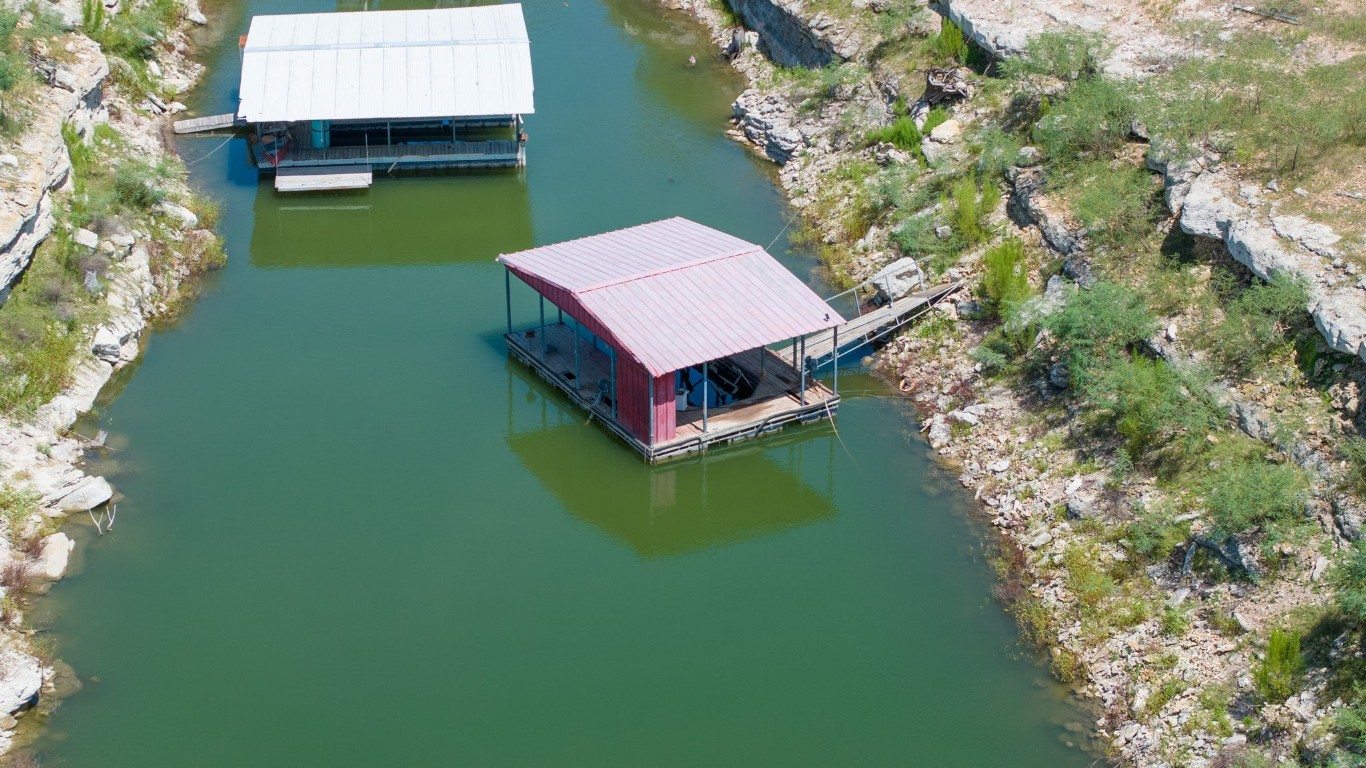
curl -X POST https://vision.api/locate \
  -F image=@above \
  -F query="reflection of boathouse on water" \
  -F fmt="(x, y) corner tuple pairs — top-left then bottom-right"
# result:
(229, 5), (535, 191)
(499, 218), (846, 462)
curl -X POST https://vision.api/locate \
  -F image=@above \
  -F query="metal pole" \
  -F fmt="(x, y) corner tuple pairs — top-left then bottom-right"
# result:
(832, 327), (839, 396)
(504, 269), (511, 336)
(610, 349), (618, 419)
(558, 307), (563, 325)
(791, 338), (797, 367)
(573, 320), (580, 389)
(538, 295), (546, 361)
(702, 361), (709, 433)
(799, 335), (807, 405)
(648, 376), (655, 446)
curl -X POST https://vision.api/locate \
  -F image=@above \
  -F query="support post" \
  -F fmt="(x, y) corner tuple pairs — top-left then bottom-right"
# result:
(538, 295), (546, 361)
(648, 376), (655, 446)
(791, 338), (797, 367)
(799, 335), (807, 405)
(573, 320), (580, 389)
(504, 269), (511, 336)
(702, 361), (709, 433)
(386, 121), (392, 146)
(610, 349), (618, 419)
(832, 327), (839, 396)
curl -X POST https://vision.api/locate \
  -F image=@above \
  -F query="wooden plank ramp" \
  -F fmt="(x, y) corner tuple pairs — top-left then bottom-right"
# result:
(173, 113), (240, 134)
(805, 281), (964, 369)
(274, 165), (373, 193)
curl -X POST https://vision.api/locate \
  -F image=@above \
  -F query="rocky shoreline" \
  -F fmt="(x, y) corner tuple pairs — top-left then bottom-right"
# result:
(658, 0), (1366, 764)
(0, 0), (219, 755)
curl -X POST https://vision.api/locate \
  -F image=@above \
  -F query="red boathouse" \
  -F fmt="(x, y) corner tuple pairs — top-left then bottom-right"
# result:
(498, 217), (845, 461)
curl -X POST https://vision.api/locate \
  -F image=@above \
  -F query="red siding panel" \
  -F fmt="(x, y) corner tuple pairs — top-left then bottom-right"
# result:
(652, 373), (676, 443)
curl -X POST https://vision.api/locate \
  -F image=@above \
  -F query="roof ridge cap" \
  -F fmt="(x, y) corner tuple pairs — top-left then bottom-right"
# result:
(577, 245), (762, 294)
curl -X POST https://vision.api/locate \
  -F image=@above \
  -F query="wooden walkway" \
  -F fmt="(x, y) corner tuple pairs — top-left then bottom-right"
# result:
(805, 281), (964, 370)
(173, 113), (241, 134)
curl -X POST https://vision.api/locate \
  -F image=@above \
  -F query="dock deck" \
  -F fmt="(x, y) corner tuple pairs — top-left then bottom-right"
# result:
(253, 139), (523, 172)
(274, 165), (373, 192)
(507, 322), (838, 462)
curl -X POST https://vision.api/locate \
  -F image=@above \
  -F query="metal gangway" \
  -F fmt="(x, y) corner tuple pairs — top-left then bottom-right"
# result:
(805, 259), (964, 372)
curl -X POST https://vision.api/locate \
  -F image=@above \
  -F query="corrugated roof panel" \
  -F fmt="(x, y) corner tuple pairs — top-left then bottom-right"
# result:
(499, 219), (843, 376)
(238, 5), (533, 122)
(311, 49), (337, 119)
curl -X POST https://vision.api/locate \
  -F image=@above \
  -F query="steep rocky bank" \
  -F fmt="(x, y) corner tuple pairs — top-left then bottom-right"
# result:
(0, 0), (218, 754)
(660, 0), (1366, 764)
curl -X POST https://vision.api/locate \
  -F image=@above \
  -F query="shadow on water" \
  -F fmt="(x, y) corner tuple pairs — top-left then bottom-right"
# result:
(248, 171), (534, 268)
(504, 361), (837, 557)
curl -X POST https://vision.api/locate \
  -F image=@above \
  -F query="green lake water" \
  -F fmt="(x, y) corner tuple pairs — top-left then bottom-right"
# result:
(26, 1), (1095, 765)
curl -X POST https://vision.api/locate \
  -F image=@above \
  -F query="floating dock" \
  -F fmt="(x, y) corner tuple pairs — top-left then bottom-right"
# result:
(274, 165), (373, 193)
(231, 5), (535, 178)
(499, 218), (845, 462)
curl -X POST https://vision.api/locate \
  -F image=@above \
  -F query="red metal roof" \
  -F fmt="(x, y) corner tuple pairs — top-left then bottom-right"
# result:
(498, 218), (844, 376)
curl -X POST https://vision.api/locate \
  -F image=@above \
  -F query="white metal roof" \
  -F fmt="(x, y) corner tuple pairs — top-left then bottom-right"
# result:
(237, 5), (534, 123)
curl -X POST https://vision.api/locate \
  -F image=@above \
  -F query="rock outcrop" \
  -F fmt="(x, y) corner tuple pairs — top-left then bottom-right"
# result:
(1177, 171), (1366, 362)
(0, 36), (109, 303)
(930, 0), (1185, 77)
(725, 0), (860, 67)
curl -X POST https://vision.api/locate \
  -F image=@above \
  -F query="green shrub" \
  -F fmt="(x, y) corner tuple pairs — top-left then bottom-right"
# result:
(865, 116), (923, 154)
(1139, 31), (1366, 174)
(929, 16), (969, 64)
(1063, 161), (1159, 247)
(922, 106), (950, 136)
(1127, 504), (1191, 562)
(1204, 274), (1309, 376)
(0, 483), (38, 541)
(974, 126), (1025, 182)
(950, 173), (984, 244)
(1255, 628), (1304, 702)
(1046, 282), (1156, 376)
(1336, 539), (1366, 624)
(114, 158), (173, 209)
(1033, 76), (1137, 163)
(980, 237), (1031, 317)
(1205, 460), (1308, 535)
(1001, 29), (1107, 87)
(1082, 356), (1221, 452)
(1336, 691), (1366, 754)
(1343, 437), (1366, 496)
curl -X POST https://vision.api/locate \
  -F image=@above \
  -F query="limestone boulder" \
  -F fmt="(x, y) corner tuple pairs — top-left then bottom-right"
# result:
(0, 648), (40, 715)
(51, 476), (112, 513)
(36, 532), (74, 580)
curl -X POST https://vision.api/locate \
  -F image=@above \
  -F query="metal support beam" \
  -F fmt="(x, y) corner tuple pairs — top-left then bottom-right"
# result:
(799, 335), (807, 406)
(504, 269), (511, 336)
(702, 361), (709, 433)
(538, 295), (546, 361)
(832, 327), (839, 396)
(648, 377), (655, 446)
(573, 320), (580, 389)
(610, 349), (618, 419)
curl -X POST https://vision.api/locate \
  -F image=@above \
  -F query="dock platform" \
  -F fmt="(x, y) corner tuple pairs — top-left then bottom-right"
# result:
(274, 165), (373, 193)
(252, 139), (523, 173)
(507, 322), (838, 462)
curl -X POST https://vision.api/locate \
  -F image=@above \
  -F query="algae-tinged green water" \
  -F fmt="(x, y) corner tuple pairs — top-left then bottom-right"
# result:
(30, 1), (1094, 765)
